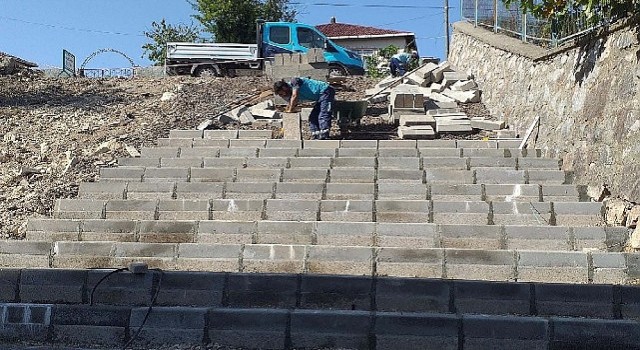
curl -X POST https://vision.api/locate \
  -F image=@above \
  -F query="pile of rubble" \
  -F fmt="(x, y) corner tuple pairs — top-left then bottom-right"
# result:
(0, 52), (40, 77)
(366, 61), (509, 139)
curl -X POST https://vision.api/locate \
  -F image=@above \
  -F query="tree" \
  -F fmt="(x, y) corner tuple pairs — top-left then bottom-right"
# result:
(503, 0), (639, 19)
(189, 0), (297, 43)
(142, 19), (200, 65)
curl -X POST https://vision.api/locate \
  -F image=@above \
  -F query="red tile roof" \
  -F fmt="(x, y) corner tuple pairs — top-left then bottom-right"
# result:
(316, 22), (412, 38)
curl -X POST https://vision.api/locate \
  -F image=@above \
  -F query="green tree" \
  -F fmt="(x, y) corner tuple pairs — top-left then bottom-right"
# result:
(189, 0), (297, 43)
(142, 19), (200, 65)
(503, 0), (639, 19)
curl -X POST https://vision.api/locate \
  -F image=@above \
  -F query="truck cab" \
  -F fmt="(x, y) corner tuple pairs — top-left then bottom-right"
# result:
(260, 22), (365, 76)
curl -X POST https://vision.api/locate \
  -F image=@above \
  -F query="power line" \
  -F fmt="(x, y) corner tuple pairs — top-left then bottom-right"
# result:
(376, 12), (445, 27)
(290, 2), (457, 9)
(0, 16), (145, 37)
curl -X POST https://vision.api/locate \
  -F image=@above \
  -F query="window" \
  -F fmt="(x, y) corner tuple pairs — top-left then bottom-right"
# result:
(296, 27), (325, 49)
(270, 26), (290, 44)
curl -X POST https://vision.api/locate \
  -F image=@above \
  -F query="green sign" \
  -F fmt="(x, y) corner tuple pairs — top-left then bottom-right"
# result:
(62, 49), (76, 76)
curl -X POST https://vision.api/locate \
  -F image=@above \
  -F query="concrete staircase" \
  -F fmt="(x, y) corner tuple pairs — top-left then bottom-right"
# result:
(2, 129), (640, 349)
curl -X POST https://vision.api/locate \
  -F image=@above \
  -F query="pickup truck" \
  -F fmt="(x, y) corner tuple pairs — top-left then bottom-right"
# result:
(165, 21), (365, 77)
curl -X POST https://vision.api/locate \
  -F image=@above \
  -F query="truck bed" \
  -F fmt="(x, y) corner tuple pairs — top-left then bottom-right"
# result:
(166, 42), (259, 62)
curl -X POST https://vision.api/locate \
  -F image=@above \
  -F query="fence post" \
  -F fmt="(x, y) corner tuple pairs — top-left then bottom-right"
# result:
(522, 10), (527, 42)
(493, 0), (498, 33)
(474, 0), (478, 27)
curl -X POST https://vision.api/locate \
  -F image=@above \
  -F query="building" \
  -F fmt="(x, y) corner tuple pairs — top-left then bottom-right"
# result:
(316, 17), (418, 57)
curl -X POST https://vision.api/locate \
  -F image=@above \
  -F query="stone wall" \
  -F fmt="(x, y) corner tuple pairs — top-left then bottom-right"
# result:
(449, 21), (640, 202)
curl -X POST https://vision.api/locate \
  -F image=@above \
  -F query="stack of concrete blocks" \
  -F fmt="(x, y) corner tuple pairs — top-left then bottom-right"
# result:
(220, 100), (282, 129)
(269, 48), (328, 82)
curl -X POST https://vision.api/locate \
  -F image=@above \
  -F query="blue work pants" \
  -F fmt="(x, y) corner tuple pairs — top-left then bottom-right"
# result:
(309, 86), (335, 140)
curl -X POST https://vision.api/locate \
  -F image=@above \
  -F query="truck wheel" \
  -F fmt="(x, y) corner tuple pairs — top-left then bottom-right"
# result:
(194, 66), (218, 77)
(328, 65), (348, 77)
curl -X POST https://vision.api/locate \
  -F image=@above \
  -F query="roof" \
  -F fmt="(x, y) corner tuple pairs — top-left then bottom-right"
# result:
(0, 51), (38, 67)
(316, 21), (414, 39)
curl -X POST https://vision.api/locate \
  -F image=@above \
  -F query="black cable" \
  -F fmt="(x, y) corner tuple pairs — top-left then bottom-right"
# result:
(122, 268), (164, 350)
(89, 267), (129, 306)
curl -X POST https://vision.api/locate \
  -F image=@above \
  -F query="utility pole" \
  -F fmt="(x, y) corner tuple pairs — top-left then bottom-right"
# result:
(444, 0), (450, 59)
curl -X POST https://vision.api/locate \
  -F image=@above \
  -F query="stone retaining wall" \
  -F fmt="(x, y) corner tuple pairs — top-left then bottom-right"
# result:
(449, 20), (640, 202)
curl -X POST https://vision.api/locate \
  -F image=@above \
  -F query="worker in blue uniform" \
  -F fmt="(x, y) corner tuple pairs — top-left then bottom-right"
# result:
(389, 51), (418, 77)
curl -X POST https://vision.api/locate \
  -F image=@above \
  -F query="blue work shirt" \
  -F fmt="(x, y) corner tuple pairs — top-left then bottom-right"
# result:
(290, 77), (330, 102)
(391, 52), (412, 64)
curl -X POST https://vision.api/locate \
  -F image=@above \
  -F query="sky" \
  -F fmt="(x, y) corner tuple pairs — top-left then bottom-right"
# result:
(0, 0), (461, 69)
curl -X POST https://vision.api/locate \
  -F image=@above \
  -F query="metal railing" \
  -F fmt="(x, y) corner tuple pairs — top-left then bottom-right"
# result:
(78, 68), (136, 78)
(460, 0), (635, 47)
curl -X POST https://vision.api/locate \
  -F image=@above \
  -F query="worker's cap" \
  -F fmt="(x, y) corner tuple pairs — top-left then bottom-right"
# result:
(411, 51), (418, 58)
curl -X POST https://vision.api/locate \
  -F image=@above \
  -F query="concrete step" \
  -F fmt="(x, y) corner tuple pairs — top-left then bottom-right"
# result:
(52, 199), (607, 226)
(0, 240), (622, 284)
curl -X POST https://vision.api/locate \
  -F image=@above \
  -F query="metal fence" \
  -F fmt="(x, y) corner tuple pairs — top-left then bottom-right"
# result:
(460, 0), (634, 47)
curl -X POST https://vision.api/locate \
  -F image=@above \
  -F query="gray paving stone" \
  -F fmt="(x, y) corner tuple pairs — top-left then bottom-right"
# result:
(255, 221), (314, 245)
(329, 168), (375, 183)
(229, 139), (266, 148)
(439, 224), (502, 250)
(378, 148), (419, 157)
(105, 199), (156, 220)
(288, 157), (331, 168)
(307, 246), (373, 275)
(211, 199), (264, 221)
(242, 244), (306, 273)
(258, 147), (298, 157)
(463, 314), (549, 349)
(454, 280), (531, 315)
(143, 167), (189, 182)
(202, 157), (245, 168)
(140, 147), (180, 158)
(475, 168), (526, 184)
(485, 184), (541, 202)
(190, 168), (236, 182)
(219, 148), (258, 158)
(235, 168), (282, 182)
(331, 157), (376, 168)
(376, 247), (444, 278)
(175, 182), (224, 199)
(375, 312), (459, 350)
(290, 310), (371, 349)
(204, 130), (238, 139)
(54, 199), (105, 220)
(297, 148), (337, 157)
(469, 157), (516, 168)
(275, 182), (323, 200)
(282, 168), (328, 183)
(157, 200), (209, 221)
(315, 221), (375, 246)
(80, 219), (136, 242)
(193, 138), (229, 147)
(99, 167), (145, 182)
(160, 157), (203, 168)
(207, 308), (288, 350)
(78, 182), (126, 200)
(504, 226), (570, 251)
(432, 201), (490, 225)
(377, 169), (424, 183)
(265, 199), (319, 221)
(528, 169), (567, 185)
(26, 219), (81, 242)
(377, 183), (428, 200)
(336, 148), (378, 157)
(176, 243), (240, 272)
(592, 252), (627, 285)
(422, 156), (468, 169)
(376, 222), (438, 248)
(320, 200), (374, 222)
(554, 202), (604, 226)
(375, 200), (430, 223)
(180, 147), (220, 158)
(445, 249), (516, 281)
(128, 307), (207, 346)
(126, 182), (175, 200)
(430, 184), (482, 201)
(517, 251), (588, 283)
(417, 140), (457, 148)
(325, 183), (375, 200)
(492, 202), (552, 226)
(457, 140), (498, 149)
(197, 220), (255, 244)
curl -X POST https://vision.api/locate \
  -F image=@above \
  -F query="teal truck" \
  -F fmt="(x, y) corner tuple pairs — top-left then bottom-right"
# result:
(166, 21), (365, 77)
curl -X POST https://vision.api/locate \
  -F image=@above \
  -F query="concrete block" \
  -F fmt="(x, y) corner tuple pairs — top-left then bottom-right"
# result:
(197, 220), (255, 244)
(303, 140), (340, 149)
(0, 303), (52, 342)
(176, 243), (240, 272)
(329, 168), (375, 183)
(20, 269), (85, 304)
(492, 202), (552, 226)
(290, 310), (371, 349)
(235, 168), (281, 182)
(518, 158), (561, 170)
(592, 252), (627, 285)
(138, 219), (198, 243)
(550, 318), (640, 348)
(485, 184), (541, 202)
(325, 183), (375, 200)
(340, 140), (378, 148)
(255, 221), (314, 245)
(375, 312), (459, 350)
(211, 199), (264, 221)
(475, 168), (526, 184)
(282, 168), (328, 183)
(140, 147), (180, 158)
(143, 167), (188, 182)
(442, 88), (481, 103)
(170, 130), (203, 139)
(377, 148), (420, 157)
(126, 182), (175, 200)
(193, 138), (229, 147)
(445, 249), (516, 281)
(117, 157), (159, 167)
(207, 308), (288, 350)
(534, 283), (615, 318)
(265, 139), (300, 148)
(471, 118), (505, 131)
(451, 79), (477, 91)
(430, 184), (482, 201)
(462, 148), (508, 157)
(439, 224), (502, 250)
(430, 61), (453, 82)
(376, 247), (444, 278)
(242, 244), (306, 274)
(181, 147), (220, 158)
(377, 169), (424, 183)
(307, 246), (373, 275)
(158, 137), (194, 147)
(175, 182), (224, 200)
(425, 169), (474, 184)
(463, 314), (549, 349)
(105, 199), (156, 220)
(397, 125), (436, 139)
(422, 157), (468, 170)
(419, 147), (462, 157)
(238, 129), (272, 139)
(378, 140), (417, 149)
(517, 251), (588, 283)
(320, 200), (374, 223)
(155, 271), (225, 307)
(315, 221), (375, 247)
(454, 280), (531, 315)
(336, 148), (378, 157)
(84, 268), (155, 306)
(160, 157), (203, 168)
(398, 114), (436, 127)
(52, 304), (129, 347)
(0, 269), (20, 302)
(54, 199), (105, 220)
(332, 157), (376, 168)
(128, 307), (207, 346)
(78, 182), (126, 200)
(26, 219), (80, 242)
(226, 273), (298, 308)
(554, 202), (604, 226)
(376, 222), (438, 248)
(377, 182), (428, 200)
(300, 274), (372, 310)
(99, 167), (145, 182)
(219, 147), (258, 158)
(504, 226), (570, 251)
(541, 185), (583, 202)
(275, 182), (324, 200)
(375, 277), (450, 313)
(432, 200), (490, 225)
(375, 200), (430, 223)
(619, 285), (640, 317)
(469, 156), (516, 168)
(573, 227), (607, 251)
(265, 199), (319, 221)
(259, 147), (297, 157)
(288, 157), (331, 168)
(229, 139), (266, 148)
(202, 157), (245, 168)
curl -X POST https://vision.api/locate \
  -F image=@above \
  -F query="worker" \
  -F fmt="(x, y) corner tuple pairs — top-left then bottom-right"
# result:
(389, 51), (418, 77)
(273, 77), (335, 140)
